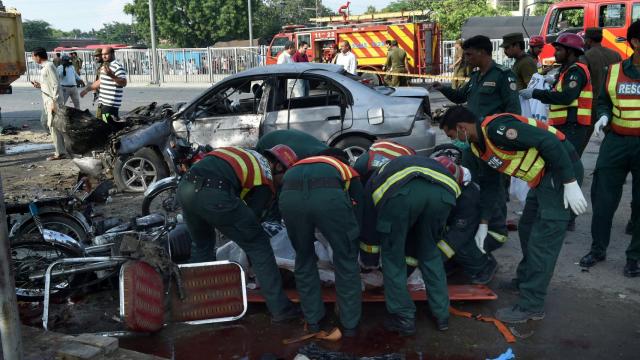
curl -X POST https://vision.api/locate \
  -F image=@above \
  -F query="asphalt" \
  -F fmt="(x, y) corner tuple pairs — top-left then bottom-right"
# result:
(1, 87), (639, 360)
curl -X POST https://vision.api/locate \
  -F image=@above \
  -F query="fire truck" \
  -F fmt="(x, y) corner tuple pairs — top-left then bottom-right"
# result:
(265, 8), (442, 84)
(538, 0), (638, 65)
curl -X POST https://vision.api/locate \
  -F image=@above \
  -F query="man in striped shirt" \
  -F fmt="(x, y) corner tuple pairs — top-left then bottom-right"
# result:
(81, 46), (127, 130)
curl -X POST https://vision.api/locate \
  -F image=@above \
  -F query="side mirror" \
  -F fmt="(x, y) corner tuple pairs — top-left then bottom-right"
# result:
(368, 107), (384, 125)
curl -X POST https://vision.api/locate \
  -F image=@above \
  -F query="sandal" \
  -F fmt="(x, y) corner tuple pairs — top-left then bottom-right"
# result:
(46, 154), (66, 161)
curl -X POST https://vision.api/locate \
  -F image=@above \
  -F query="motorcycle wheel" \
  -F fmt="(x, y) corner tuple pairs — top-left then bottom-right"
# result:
(11, 236), (86, 302)
(141, 182), (180, 218)
(17, 213), (89, 244)
(114, 147), (169, 193)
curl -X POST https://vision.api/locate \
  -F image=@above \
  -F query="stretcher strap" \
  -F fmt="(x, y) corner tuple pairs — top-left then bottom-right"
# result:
(282, 326), (342, 344)
(449, 306), (516, 343)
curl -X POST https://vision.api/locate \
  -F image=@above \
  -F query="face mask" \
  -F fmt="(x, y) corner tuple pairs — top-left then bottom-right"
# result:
(452, 128), (470, 150)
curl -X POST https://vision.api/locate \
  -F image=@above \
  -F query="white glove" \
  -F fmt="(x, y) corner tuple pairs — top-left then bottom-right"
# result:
(594, 115), (609, 138)
(544, 74), (556, 85)
(563, 181), (588, 215)
(519, 88), (534, 100)
(461, 166), (472, 185)
(474, 224), (488, 254)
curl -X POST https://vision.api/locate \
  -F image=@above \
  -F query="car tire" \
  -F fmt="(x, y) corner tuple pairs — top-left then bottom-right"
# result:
(114, 148), (169, 193)
(334, 136), (373, 165)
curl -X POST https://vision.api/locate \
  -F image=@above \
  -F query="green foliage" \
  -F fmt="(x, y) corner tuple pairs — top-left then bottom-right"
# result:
(96, 22), (142, 44)
(365, 5), (377, 15)
(383, 0), (509, 40)
(22, 20), (58, 51)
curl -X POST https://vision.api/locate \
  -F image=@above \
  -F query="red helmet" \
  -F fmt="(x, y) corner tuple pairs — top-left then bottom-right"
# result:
(529, 35), (544, 47)
(266, 144), (298, 168)
(434, 156), (463, 185)
(552, 33), (585, 54)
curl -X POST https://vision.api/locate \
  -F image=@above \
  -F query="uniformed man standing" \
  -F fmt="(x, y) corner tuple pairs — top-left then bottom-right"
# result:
(353, 140), (415, 184)
(256, 129), (328, 159)
(527, 35), (545, 69)
(520, 33), (593, 156)
(579, 20), (640, 277)
(177, 145), (302, 322)
(502, 33), (538, 90)
(384, 40), (409, 86)
(360, 156), (462, 334)
(279, 154), (363, 335)
(440, 106), (587, 323)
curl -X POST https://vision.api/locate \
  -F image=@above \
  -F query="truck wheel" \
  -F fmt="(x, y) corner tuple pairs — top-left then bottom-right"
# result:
(114, 148), (169, 193)
(334, 136), (372, 165)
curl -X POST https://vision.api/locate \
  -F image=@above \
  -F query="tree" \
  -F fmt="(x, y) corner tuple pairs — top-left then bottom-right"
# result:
(365, 5), (377, 15)
(383, 0), (509, 40)
(22, 20), (58, 51)
(96, 22), (142, 44)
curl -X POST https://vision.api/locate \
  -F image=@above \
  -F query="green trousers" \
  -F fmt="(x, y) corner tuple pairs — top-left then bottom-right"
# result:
(177, 180), (293, 316)
(590, 132), (640, 260)
(378, 179), (455, 321)
(556, 123), (589, 156)
(279, 188), (362, 329)
(516, 160), (584, 311)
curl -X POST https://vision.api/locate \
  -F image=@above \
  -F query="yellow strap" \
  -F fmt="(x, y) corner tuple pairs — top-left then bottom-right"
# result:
(359, 242), (380, 254)
(487, 231), (508, 244)
(437, 240), (455, 258)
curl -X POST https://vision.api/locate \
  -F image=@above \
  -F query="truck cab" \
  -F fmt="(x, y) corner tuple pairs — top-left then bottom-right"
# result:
(539, 0), (640, 65)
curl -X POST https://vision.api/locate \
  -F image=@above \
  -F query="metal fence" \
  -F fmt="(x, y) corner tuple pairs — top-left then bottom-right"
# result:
(19, 40), (526, 85)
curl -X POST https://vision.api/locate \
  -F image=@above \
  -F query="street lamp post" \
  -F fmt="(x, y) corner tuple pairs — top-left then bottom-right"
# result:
(148, 0), (159, 84)
(248, 0), (253, 47)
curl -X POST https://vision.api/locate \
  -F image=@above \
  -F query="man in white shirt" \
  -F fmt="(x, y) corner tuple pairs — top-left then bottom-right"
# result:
(31, 47), (66, 160)
(336, 41), (358, 75)
(57, 54), (84, 108)
(277, 41), (296, 64)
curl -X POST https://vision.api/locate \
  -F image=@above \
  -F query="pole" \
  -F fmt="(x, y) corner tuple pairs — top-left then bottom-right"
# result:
(0, 175), (24, 360)
(248, 0), (253, 47)
(148, 0), (159, 84)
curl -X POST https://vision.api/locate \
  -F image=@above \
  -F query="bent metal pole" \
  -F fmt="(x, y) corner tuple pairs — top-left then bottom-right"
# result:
(0, 174), (24, 359)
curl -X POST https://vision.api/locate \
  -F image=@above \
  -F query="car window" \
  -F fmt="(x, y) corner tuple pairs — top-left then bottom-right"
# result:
(194, 79), (264, 117)
(297, 34), (311, 47)
(547, 7), (584, 35)
(599, 4), (627, 28)
(633, 3), (640, 22)
(273, 75), (347, 112)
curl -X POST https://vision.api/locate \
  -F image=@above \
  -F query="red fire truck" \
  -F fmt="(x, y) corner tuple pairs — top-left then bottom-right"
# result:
(265, 8), (442, 83)
(538, 0), (638, 65)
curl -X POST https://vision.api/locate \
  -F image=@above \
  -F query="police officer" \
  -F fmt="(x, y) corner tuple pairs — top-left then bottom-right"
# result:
(279, 153), (363, 335)
(502, 33), (538, 90)
(353, 140), (415, 184)
(520, 33), (593, 156)
(579, 20), (640, 277)
(433, 35), (521, 118)
(360, 156), (462, 334)
(440, 106), (587, 323)
(256, 129), (328, 159)
(177, 145), (301, 322)
(384, 40), (409, 86)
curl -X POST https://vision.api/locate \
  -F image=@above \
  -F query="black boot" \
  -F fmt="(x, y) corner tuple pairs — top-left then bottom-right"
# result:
(624, 259), (640, 278)
(471, 255), (498, 285)
(579, 252), (606, 268)
(383, 314), (416, 336)
(436, 317), (449, 331)
(271, 303), (302, 323)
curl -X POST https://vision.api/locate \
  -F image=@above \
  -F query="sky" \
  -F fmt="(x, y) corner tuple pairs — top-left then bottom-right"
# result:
(7, 0), (394, 32)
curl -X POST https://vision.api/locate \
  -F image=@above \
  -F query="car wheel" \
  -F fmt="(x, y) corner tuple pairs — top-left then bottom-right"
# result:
(334, 136), (373, 166)
(114, 148), (169, 193)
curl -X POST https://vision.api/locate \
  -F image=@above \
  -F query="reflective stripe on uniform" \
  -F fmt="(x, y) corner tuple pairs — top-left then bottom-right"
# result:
(370, 141), (415, 157)
(607, 63), (640, 136)
(372, 166), (461, 205)
(207, 147), (273, 198)
(488, 230), (508, 243)
(437, 240), (455, 258)
(548, 63), (593, 126)
(405, 256), (418, 267)
(360, 242), (380, 254)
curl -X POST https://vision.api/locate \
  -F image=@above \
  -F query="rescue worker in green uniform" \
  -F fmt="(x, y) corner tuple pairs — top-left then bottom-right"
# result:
(256, 129), (329, 159)
(360, 156), (463, 334)
(177, 145), (302, 322)
(433, 35), (521, 118)
(520, 33), (593, 156)
(384, 40), (409, 87)
(353, 140), (415, 184)
(527, 35), (545, 71)
(440, 106), (587, 323)
(279, 154), (363, 335)
(502, 33), (538, 90)
(579, 20), (640, 277)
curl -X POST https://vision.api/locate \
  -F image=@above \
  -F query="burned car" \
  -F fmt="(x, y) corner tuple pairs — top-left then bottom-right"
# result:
(173, 63), (436, 162)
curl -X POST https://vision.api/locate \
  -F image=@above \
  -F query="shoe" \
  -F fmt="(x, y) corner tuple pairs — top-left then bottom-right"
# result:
(471, 256), (498, 285)
(498, 278), (519, 295)
(495, 305), (545, 324)
(383, 314), (416, 336)
(624, 259), (640, 278)
(579, 252), (606, 268)
(271, 303), (302, 323)
(436, 318), (449, 331)
(46, 154), (66, 161)
(567, 219), (576, 232)
(626, 220), (634, 235)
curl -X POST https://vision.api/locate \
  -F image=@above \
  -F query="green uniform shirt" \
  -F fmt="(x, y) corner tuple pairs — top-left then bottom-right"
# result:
(512, 54), (538, 90)
(532, 61), (588, 124)
(597, 57), (640, 120)
(583, 46), (622, 101)
(385, 47), (407, 72)
(189, 155), (273, 219)
(255, 129), (328, 159)
(440, 61), (521, 118)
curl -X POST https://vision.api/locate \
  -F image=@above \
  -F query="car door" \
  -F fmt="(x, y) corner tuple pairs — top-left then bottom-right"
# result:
(597, 2), (634, 58)
(184, 77), (269, 148)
